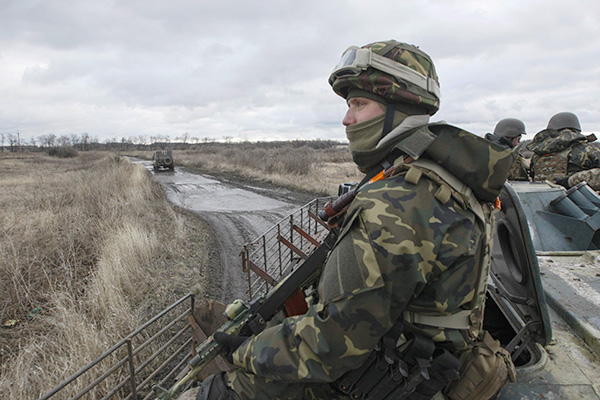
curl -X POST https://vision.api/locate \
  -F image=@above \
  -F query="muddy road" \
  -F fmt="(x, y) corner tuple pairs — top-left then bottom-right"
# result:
(134, 159), (319, 303)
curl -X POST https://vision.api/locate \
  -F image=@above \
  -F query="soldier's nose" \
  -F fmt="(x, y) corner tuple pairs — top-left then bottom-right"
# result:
(343, 109), (355, 126)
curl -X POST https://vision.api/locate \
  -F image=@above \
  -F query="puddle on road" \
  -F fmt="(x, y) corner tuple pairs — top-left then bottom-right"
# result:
(129, 158), (304, 302)
(131, 158), (296, 213)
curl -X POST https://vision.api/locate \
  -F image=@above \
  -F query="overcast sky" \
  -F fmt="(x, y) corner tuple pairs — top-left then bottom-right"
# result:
(1, 0), (599, 144)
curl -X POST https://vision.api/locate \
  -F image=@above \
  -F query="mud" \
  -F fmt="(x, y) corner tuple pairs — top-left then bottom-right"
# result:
(133, 159), (319, 303)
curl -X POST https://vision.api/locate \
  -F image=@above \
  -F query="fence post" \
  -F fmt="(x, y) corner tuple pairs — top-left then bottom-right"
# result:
(277, 224), (282, 277)
(262, 235), (268, 295)
(126, 339), (138, 400)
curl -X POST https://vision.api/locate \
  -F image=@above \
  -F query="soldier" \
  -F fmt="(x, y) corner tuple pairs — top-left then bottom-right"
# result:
(527, 112), (600, 191)
(193, 40), (515, 400)
(485, 118), (530, 181)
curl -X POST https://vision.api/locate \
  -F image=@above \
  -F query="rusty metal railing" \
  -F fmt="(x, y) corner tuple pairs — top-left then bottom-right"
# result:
(241, 196), (334, 301)
(39, 294), (196, 400)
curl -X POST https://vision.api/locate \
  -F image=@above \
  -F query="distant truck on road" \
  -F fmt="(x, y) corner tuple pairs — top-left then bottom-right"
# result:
(152, 150), (174, 171)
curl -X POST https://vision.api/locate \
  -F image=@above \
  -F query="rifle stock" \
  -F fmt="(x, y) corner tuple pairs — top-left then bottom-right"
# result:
(153, 228), (339, 400)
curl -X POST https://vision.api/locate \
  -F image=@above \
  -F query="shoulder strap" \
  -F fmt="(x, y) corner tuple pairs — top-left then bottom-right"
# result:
(403, 158), (488, 224)
(395, 158), (497, 336)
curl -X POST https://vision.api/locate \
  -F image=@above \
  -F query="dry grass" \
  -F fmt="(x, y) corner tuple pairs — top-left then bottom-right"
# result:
(0, 151), (213, 399)
(130, 142), (364, 195)
(0, 143), (360, 398)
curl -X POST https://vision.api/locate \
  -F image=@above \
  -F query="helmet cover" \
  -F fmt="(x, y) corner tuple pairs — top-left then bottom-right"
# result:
(329, 40), (440, 115)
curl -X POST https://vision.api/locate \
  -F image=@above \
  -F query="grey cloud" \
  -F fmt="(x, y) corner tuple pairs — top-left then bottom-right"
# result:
(1, 0), (599, 142)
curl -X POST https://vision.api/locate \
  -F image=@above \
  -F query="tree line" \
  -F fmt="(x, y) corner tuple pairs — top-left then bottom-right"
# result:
(1, 131), (344, 152)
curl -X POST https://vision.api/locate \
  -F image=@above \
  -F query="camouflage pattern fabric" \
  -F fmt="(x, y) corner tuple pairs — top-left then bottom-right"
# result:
(331, 41), (440, 115)
(508, 154), (531, 181)
(568, 168), (600, 191)
(527, 128), (600, 182)
(221, 124), (509, 400)
(484, 133), (530, 181)
(424, 124), (515, 202)
(529, 149), (569, 182)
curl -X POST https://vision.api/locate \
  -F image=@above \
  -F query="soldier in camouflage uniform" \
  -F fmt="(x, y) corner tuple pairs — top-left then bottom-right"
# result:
(527, 112), (600, 191)
(485, 118), (530, 181)
(194, 40), (514, 400)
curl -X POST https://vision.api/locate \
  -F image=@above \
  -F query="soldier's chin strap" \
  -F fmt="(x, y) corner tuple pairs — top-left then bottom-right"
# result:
(382, 103), (396, 140)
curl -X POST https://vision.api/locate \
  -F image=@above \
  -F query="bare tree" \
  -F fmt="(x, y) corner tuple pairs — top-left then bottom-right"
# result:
(81, 132), (90, 151)
(38, 133), (56, 148)
(71, 134), (81, 149)
(8, 133), (18, 151)
(181, 132), (190, 144)
(57, 135), (71, 147)
(137, 135), (148, 150)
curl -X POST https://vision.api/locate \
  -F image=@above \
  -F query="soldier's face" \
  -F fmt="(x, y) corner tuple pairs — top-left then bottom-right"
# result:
(343, 97), (385, 126)
(509, 136), (521, 147)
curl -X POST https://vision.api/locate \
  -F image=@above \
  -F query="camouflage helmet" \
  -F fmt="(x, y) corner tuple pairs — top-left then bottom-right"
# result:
(493, 118), (526, 138)
(547, 112), (581, 131)
(329, 40), (441, 115)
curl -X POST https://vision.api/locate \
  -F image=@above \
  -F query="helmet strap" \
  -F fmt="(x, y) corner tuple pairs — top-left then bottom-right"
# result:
(375, 40), (400, 56)
(382, 103), (396, 138)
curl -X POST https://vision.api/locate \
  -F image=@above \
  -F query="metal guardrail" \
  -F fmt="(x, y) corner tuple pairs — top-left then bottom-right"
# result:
(40, 294), (196, 400)
(240, 196), (334, 301)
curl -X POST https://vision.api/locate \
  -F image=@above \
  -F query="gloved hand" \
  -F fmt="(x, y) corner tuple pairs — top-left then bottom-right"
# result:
(213, 331), (249, 363)
(555, 176), (570, 189)
(196, 372), (234, 400)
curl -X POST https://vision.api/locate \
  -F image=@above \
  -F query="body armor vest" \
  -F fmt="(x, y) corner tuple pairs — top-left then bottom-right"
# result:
(333, 157), (498, 400)
(394, 158), (497, 339)
(531, 148), (570, 182)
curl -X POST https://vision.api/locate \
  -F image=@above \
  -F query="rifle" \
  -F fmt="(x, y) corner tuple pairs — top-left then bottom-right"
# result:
(152, 227), (340, 400)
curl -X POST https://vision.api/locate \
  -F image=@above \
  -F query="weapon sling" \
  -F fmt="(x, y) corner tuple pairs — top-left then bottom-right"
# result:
(243, 227), (340, 335)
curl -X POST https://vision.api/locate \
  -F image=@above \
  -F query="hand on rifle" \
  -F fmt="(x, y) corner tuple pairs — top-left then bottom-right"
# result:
(213, 332), (249, 363)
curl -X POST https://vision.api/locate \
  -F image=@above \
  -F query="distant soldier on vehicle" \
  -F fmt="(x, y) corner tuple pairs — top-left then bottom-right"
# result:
(527, 112), (600, 191)
(188, 40), (515, 400)
(485, 118), (530, 181)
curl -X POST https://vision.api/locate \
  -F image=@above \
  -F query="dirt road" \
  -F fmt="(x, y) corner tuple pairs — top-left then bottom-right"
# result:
(137, 160), (318, 303)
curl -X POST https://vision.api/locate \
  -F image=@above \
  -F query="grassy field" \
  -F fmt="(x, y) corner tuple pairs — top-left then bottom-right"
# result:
(129, 141), (363, 196)
(0, 144), (361, 398)
(0, 151), (216, 399)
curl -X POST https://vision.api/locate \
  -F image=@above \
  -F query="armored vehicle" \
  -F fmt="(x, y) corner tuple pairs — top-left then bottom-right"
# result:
(491, 180), (600, 398)
(153, 150), (174, 171)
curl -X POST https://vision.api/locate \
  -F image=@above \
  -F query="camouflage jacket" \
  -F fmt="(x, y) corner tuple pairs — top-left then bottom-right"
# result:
(527, 128), (600, 181)
(225, 124), (513, 399)
(508, 153), (530, 181)
(484, 133), (530, 181)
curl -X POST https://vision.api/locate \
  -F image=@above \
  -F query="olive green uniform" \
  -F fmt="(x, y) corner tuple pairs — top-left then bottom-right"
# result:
(223, 124), (513, 399)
